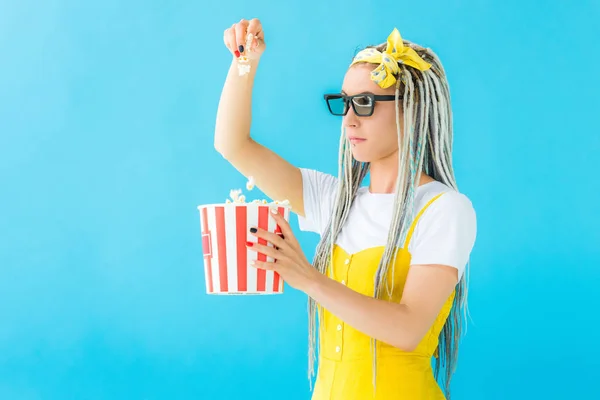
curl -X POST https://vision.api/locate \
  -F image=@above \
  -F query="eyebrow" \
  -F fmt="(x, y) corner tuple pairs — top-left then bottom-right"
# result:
(340, 90), (375, 96)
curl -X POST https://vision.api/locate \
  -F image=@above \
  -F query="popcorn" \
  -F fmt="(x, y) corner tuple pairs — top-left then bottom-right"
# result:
(237, 58), (251, 76)
(245, 32), (254, 51)
(229, 189), (242, 202)
(224, 176), (290, 206)
(237, 33), (255, 76)
(246, 176), (255, 191)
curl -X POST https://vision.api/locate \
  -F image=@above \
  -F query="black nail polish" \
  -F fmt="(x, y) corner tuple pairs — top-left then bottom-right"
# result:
(249, 227), (257, 233)
(238, 45), (244, 53)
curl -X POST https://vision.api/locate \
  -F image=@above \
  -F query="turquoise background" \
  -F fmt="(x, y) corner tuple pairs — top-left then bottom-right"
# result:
(1, 0), (599, 399)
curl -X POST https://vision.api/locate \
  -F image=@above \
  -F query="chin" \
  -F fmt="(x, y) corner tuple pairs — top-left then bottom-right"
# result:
(350, 150), (372, 163)
(351, 146), (397, 163)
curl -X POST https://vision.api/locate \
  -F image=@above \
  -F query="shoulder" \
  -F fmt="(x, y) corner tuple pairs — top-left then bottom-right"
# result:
(435, 190), (475, 220)
(416, 183), (476, 224)
(408, 184), (477, 276)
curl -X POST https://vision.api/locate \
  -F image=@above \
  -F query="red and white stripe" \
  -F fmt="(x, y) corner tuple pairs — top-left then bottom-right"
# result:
(198, 203), (290, 294)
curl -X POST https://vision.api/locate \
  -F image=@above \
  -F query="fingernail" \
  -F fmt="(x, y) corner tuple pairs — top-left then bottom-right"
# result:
(270, 208), (278, 214)
(234, 50), (240, 57)
(249, 227), (257, 233)
(246, 241), (254, 247)
(238, 45), (244, 53)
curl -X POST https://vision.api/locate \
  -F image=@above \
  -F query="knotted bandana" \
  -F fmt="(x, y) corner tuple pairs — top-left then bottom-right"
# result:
(350, 28), (432, 89)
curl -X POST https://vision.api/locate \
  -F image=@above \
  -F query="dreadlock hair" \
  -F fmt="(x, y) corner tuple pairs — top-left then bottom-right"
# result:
(306, 38), (470, 399)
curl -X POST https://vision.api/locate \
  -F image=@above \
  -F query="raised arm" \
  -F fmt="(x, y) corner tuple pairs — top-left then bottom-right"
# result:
(216, 18), (305, 216)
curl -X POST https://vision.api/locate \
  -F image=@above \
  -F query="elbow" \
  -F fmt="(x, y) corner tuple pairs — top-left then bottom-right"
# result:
(214, 142), (235, 161)
(402, 341), (420, 353)
(389, 329), (424, 353)
(392, 339), (420, 353)
(214, 136), (249, 160)
(387, 305), (429, 352)
(214, 139), (228, 158)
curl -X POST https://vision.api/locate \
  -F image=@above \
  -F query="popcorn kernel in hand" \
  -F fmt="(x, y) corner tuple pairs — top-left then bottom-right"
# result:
(245, 33), (254, 52)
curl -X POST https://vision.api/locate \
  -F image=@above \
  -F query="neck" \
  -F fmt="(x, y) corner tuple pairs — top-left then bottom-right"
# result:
(368, 151), (434, 194)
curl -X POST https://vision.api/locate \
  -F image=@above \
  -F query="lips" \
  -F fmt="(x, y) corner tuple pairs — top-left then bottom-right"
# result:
(349, 137), (366, 144)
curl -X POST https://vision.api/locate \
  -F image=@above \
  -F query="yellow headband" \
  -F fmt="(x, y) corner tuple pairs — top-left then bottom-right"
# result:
(350, 28), (432, 89)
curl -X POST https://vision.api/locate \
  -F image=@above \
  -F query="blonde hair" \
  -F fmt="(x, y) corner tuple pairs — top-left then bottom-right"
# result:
(307, 39), (469, 399)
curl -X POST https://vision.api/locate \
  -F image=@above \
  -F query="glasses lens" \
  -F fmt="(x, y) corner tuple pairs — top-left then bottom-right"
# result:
(352, 95), (373, 116)
(326, 96), (348, 115)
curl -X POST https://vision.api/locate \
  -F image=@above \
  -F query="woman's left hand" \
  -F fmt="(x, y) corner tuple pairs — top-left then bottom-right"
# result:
(246, 208), (320, 292)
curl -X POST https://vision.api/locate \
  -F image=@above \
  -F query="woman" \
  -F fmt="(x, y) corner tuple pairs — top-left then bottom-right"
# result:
(217, 19), (477, 400)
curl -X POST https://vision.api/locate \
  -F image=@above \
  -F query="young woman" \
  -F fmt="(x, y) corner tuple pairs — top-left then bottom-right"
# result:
(217, 18), (477, 400)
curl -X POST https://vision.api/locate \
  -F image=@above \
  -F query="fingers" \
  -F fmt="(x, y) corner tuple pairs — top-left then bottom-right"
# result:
(234, 19), (250, 54)
(246, 241), (280, 260)
(250, 260), (276, 271)
(223, 23), (238, 57)
(247, 18), (262, 39)
(246, 18), (263, 50)
(249, 226), (286, 248)
(223, 18), (264, 55)
(268, 209), (295, 243)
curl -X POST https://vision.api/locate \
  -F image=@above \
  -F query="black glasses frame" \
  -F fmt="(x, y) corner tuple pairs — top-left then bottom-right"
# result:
(323, 93), (399, 117)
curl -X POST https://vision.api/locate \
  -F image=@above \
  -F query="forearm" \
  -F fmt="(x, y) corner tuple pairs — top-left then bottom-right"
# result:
(305, 274), (420, 351)
(214, 58), (260, 156)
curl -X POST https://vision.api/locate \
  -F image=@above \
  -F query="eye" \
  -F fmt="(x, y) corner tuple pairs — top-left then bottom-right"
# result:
(352, 95), (373, 108)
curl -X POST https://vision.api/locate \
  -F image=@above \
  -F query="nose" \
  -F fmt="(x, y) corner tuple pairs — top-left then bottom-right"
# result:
(343, 105), (360, 128)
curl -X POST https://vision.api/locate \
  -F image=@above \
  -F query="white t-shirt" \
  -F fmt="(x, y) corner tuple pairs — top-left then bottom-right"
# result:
(297, 168), (477, 279)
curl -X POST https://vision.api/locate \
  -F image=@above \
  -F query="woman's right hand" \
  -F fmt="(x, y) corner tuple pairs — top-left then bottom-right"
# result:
(223, 18), (265, 61)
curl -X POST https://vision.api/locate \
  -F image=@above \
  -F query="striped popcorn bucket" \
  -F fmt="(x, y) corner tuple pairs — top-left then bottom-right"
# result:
(197, 203), (291, 295)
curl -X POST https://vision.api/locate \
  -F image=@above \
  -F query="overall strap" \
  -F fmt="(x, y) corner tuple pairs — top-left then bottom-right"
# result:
(403, 191), (452, 359)
(403, 192), (446, 249)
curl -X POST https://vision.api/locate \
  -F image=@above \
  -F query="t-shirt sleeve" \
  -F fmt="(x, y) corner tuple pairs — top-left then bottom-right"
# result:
(408, 191), (477, 279)
(296, 168), (339, 236)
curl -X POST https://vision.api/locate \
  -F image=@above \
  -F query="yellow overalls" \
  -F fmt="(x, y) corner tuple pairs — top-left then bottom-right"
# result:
(311, 193), (455, 400)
